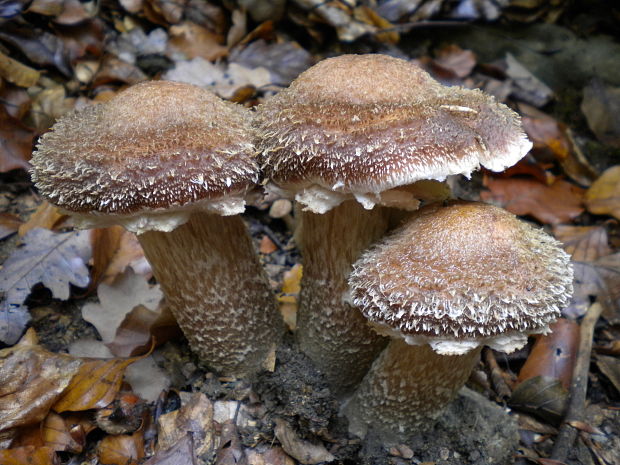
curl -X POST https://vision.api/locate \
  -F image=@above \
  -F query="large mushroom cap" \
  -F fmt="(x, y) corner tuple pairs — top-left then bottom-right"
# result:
(256, 54), (532, 212)
(31, 80), (259, 232)
(349, 201), (573, 355)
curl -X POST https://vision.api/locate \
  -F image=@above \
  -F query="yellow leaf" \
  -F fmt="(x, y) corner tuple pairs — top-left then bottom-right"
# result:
(585, 165), (620, 220)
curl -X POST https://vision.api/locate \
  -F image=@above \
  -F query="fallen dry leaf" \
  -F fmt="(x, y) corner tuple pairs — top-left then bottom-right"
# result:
(106, 302), (179, 357)
(82, 269), (163, 344)
(98, 228), (149, 283)
(245, 445), (295, 465)
(259, 235), (278, 254)
(509, 375), (567, 424)
(215, 419), (246, 465)
(0, 213), (22, 240)
(0, 446), (57, 465)
(90, 226), (125, 288)
(143, 434), (196, 465)
(0, 228), (91, 344)
(274, 418), (334, 465)
(553, 224), (612, 262)
(18, 201), (67, 236)
(0, 105), (35, 173)
(585, 165), (620, 220)
(581, 79), (620, 147)
(505, 53), (553, 107)
(517, 319), (580, 390)
(431, 44), (476, 79)
(157, 392), (214, 458)
(0, 329), (83, 432)
(53, 356), (142, 412)
(97, 429), (145, 465)
(0, 50), (41, 87)
(595, 354), (620, 396)
(569, 253), (620, 321)
(167, 21), (228, 61)
(42, 412), (82, 453)
(481, 177), (584, 225)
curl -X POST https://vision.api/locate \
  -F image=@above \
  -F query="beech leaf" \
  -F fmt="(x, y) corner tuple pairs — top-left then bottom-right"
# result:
(0, 228), (91, 344)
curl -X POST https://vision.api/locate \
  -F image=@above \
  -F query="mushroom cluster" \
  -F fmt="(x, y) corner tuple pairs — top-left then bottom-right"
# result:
(255, 54), (533, 393)
(29, 54), (574, 447)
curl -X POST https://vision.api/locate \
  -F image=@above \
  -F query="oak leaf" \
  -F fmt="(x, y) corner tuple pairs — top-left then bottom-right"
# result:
(0, 228), (91, 344)
(481, 177), (584, 225)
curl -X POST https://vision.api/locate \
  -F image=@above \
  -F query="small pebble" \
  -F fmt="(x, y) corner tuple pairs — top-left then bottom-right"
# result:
(269, 199), (293, 218)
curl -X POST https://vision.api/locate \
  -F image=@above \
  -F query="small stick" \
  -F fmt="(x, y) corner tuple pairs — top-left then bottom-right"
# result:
(550, 302), (603, 461)
(483, 347), (512, 399)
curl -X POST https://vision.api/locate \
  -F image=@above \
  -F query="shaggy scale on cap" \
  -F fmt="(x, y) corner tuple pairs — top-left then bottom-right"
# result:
(257, 54), (532, 211)
(31, 80), (258, 230)
(349, 201), (574, 354)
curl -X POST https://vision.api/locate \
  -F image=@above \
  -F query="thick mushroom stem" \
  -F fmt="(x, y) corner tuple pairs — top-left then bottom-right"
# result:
(296, 200), (390, 393)
(344, 339), (482, 441)
(138, 212), (283, 376)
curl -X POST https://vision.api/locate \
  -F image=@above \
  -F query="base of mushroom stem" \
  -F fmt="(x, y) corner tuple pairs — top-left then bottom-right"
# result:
(342, 340), (482, 442)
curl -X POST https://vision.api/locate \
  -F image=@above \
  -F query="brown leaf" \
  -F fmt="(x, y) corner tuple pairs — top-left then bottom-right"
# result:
(0, 330), (83, 431)
(595, 354), (620, 396)
(0, 213), (22, 240)
(53, 356), (141, 412)
(107, 303), (180, 357)
(90, 226), (125, 288)
(278, 264), (302, 331)
(245, 446), (295, 465)
(432, 44), (476, 79)
(215, 419), (247, 465)
(18, 201), (67, 236)
(42, 412), (82, 453)
(481, 176), (584, 224)
(143, 434), (197, 465)
(99, 228), (148, 283)
(568, 253), (620, 320)
(92, 55), (147, 87)
(0, 84), (32, 120)
(157, 392), (214, 457)
(0, 446), (57, 465)
(581, 79), (620, 147)
(0, 50), (41, 87)
(509, 376), (567, 424)
(517, 319), (580, 389)
(353, 6), (399, 44)
(259, 235), (278, 254)
(553, 224), (612, 262)
(520, 104), (570, 158)
(585, 165), (620, 220)
(97, 430), (145, 465)
(274, 418), (334, 465)
(0, 105), (35, 173)
(168, 22), (228, 61)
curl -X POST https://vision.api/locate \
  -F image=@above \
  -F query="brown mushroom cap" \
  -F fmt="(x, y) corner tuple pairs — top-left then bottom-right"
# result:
(31, 80), (259, 232)
(349, 201), (573, 354)
(257, 54), (531, 211)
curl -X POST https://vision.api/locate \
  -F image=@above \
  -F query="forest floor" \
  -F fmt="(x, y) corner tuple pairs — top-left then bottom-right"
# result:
(1, 0), (620, 464)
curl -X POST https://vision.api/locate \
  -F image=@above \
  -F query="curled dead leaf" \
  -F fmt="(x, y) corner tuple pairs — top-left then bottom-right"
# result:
(53, 355), (143, 413)
(585, 165), (620, 220)
(0, 329), (83, 432)
(97, 429), (145, 465)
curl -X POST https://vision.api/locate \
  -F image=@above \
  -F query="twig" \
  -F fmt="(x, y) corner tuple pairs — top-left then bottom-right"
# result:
(550, 302), (603, 461)
(483, 347), (512, 399)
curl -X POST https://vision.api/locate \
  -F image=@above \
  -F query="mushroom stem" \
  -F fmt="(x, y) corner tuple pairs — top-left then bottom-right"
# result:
(295, 200), (390, 394)
(138, 212), (282, 376)
(344, 339), (482, 441)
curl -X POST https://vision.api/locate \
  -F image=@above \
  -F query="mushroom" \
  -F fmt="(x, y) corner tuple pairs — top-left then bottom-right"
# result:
(31, 80), (283, 376)
(255, 54), (532, 392)
(343, 201), (573, 440)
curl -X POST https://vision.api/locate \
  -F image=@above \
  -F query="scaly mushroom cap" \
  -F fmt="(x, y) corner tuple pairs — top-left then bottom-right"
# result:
(31, 80), (259, 232)
(256, 54), (531, 212)
(349, 201), (573, 355)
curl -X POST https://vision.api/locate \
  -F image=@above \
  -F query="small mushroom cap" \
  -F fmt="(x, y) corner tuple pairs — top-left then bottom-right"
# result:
(256, 54), (531, 212)
(31, 80), (259, 232)
(349, 201), (573, 355)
